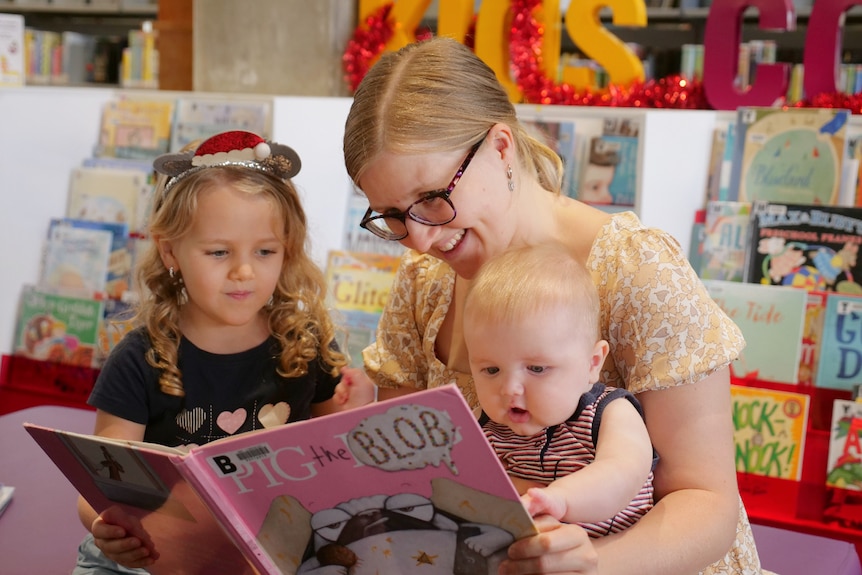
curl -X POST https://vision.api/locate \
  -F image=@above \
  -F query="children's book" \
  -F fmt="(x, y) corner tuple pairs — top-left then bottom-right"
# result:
(13, 285), (105, 368)
(95, 98), (174, 160)
(170, 97), (273, 152)
(0, 14), (25, 87)
(815, 293), (862, 391)
(341, 189), (407, 258)
(39, 219), (114, 299)
(702, 279), (807, 384)
(80, 157), (156, 232)
(578, 118), (640, 207)
(798, 290), (828, 387)
(733, 107), (850, 205)
(826, 398), (862, 491)
(704, 126), (727, 203)
(24, 385), (537, 575)
(325, 250), (401, 368)
(731, 384), (810, 481)
(66, 166), (152, 234)
(521, 117), (582, 199)
(47, 218), (133, 300)
(824, 397), (862, 530)
(745, 201), (862, 294)
(699, 200), (752, 282)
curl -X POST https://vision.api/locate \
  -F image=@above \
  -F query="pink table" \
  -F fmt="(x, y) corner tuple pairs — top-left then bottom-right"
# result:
(0, 405), (95, 575)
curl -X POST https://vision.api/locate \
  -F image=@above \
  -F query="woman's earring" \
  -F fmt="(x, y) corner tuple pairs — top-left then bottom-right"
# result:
(169, 266), (175, 279)
(506, 165), (515, 191)
(266, 295), (274, 308)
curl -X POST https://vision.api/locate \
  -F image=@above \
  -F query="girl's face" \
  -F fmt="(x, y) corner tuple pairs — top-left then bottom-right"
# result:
(158, 184), (285, 343)
(359, 134), (516, 279)
(465, 304), (608, 437)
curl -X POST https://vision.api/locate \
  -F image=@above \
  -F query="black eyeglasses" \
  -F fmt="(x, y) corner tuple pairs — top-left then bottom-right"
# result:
(359, 135), (485, 241)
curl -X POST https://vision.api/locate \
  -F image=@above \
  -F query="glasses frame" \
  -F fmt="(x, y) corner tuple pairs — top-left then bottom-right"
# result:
(359, 136), (485, 241)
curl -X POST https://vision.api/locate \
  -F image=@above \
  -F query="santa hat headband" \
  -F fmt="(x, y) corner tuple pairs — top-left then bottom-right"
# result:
(153, 130), (301, 197)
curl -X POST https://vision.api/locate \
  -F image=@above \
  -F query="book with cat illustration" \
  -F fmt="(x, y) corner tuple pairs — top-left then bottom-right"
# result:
(25, 385), (536, 575)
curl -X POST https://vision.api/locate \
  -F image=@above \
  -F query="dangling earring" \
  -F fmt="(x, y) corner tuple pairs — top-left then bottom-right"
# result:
(506, 165), (515, 191)
(169, 266), (175, 279)
(266, 295), (274, 308)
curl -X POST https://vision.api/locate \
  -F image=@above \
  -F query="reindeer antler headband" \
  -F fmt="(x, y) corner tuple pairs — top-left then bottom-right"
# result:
(152, 130), (301, 200)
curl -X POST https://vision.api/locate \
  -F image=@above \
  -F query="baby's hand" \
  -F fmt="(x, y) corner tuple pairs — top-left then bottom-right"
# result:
(92, 505), (159, 569)
(333, 367), (375, 409)
(521, 487), (566, 521)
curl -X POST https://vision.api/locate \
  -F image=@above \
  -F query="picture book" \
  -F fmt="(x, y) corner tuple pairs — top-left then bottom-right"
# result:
(66, 166), (152, 234)
(798, 290), (828, 386)
(704, 126), (727, 203)
(0, 13), (24, 87)
(341, 189), (407, 258)
(25, 385), (537, 575)
(734, 106), (850, 205)
(14, 285), (105, 368)
(521, 117), (582, 199)
(823, 398), (862, 529)
(325, 250), (401, 368)
(815, 293), (862, 391)
(47, 218), (133, 300)
(826, 398), (862, 491)
(702, 279), (807, 384)
(39, 219), (114, 298)
(699, 200), (752, 282)
(745, 201), (862, 294)
(95, 98), (174, 160)
(578, 117), (640, 207)
(170, 97), (273, 152)
(731, 384), (810, 481)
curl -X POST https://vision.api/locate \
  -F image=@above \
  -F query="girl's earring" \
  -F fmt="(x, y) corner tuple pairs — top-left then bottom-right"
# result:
(507, 165), (515, 192)
(266, 295), (275, 308)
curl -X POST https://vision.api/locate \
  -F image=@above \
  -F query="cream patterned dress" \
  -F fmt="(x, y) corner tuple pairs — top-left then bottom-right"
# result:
(364, 211), (764, 574)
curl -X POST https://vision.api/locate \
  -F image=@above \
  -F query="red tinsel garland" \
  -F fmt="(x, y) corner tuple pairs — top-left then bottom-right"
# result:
(343, 3), (395, 93)
(344, 0), (862, 113)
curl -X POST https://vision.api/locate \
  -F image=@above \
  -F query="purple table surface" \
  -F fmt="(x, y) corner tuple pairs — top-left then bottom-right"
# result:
(0, 405), (95, 575)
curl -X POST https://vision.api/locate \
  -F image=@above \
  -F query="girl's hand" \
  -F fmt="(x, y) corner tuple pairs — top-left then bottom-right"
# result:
(333, 367), (376, 409)
(92, 506), (159, 569)
(499, 515), (598, 575)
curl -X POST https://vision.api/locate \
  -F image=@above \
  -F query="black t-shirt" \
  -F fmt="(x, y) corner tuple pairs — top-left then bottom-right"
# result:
(88, 328), (340, 447)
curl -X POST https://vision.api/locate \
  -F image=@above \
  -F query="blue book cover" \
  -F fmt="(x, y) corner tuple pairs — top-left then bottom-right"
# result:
(816, 293), (862, 391)
(49, 218), (132, 301)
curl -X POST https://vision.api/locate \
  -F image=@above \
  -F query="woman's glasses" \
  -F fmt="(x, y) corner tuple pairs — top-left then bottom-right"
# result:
(359, 136), (485, 241)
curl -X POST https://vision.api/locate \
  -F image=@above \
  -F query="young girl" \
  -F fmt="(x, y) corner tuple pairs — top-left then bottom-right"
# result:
(463, 244), (655, 537)
(73, 130), (373, 574)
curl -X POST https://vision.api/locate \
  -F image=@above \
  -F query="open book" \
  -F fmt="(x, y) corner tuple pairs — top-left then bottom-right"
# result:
(25, 385), (536, 575)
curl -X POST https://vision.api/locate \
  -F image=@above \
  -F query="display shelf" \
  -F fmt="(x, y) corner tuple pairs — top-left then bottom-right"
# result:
(731, 375), (862, 559)
(0, 354), (98, 414)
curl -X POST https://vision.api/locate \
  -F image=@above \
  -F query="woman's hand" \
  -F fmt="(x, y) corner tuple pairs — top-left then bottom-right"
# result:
(91, 505), (159, 569)
(499, 515), (598, 574)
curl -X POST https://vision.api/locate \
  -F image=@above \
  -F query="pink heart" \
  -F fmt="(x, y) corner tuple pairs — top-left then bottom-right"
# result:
(216, 408), (247, 435)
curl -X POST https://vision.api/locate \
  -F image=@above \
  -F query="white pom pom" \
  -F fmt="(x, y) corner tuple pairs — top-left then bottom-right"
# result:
(253, 142), (271, 160)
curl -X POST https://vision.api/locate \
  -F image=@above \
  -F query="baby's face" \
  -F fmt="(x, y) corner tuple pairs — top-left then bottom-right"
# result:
(465, 305), (605, 437)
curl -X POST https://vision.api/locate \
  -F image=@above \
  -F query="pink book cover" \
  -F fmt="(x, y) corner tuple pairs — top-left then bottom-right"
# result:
(25, 385), (536, 575)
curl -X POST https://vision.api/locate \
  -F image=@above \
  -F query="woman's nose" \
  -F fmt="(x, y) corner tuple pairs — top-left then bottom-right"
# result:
(402, 218), (440, 254)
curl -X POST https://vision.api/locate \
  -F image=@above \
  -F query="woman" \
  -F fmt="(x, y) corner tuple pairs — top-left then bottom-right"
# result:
(342, 37), (760, 575)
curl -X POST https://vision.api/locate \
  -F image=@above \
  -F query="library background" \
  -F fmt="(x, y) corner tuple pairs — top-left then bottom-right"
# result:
(1, 0), (862, 574)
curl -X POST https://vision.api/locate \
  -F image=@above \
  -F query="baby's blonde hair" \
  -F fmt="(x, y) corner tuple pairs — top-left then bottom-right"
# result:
(135, 166), (346, 397)
(343, 36), (563, 195)
(464, 244), (601, 341)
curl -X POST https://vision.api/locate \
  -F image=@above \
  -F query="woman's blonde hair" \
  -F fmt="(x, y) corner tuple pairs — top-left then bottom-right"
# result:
(343, 36), (563, 195)
(464, 243), (601, 341)
(135, 166), (346, 397)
